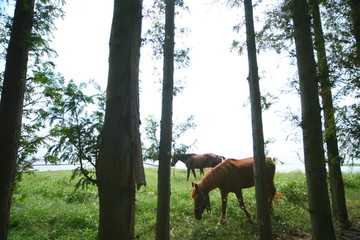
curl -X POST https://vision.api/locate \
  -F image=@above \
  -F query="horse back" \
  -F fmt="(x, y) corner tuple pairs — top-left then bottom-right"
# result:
(230, 157), (275, 173)
(185, 153), (222, 168)
(185, 155), (208, 168)
(220, 158), (255, 190)
(216, 157), (275, 192)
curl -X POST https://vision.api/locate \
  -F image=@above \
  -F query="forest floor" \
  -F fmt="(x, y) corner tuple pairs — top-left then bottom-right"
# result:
(292, 217), (360, 239)
(338, 218), (360, 240)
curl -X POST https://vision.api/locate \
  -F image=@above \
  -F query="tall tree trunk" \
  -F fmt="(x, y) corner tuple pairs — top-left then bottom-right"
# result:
(290, 0), (335, 239)
(244, 1), (273, 239)
(96, 0), (145, 239)
(155, 0), (175, 239)
(309, 0), (349, 228)
(0, 0), (35, 239)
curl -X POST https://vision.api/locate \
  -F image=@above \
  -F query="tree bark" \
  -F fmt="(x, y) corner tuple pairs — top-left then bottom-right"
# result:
(244, 0), (273, 239)
(155, 0), (175, 239)
(309, 0), (349, 228)
(0, 0), (35, 239)
(290, 0), (335, 239)
(96, 0), (145, 239)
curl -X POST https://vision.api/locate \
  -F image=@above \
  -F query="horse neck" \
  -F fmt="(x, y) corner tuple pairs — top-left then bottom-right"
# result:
(179, 158), (187, 164)
(198, 168), (219, 193)
(178, 154), (193, 163)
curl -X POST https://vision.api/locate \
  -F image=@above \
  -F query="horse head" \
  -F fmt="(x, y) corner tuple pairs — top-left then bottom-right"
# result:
(190, 182), (211, 220)
(170, 155), (179, 167)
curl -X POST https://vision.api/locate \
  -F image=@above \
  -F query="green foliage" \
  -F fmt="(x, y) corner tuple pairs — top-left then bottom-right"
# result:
(31, 0), (66, 63)
(242, 91), (279, 112)
(0, 0), (65, 181)
(261, 92), (279, 111)
(143, 0), (190, 64)
(0, 0), (65, 64)
(44, 79), (105, 186)
(16, 61), (104, 187)
(322, 0), (360, 96)
(321, 0), (360, 163)
(142, 115), (161, 161)
(9, 170), (360, 239)
(142, 0), (190, 95)
(17, 65), (64, 178)
(172, 115), (197, 153)
(337, 103), (360, 163)
(20, 64), (195, 185)
(253, 0), (360, 164)
(256, 1), (294, 55)
(142, 115), (197, 161)
(0, 4), (12, 61)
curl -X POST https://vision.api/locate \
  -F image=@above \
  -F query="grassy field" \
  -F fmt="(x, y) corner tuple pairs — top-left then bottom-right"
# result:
(8, 167), (360, 239)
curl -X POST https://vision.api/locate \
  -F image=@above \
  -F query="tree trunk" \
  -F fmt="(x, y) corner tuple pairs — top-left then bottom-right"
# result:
(244, 1), (273, 239)
(0, 0), (35, 239)
(96, 0), (145, 239)
(309, 0), (349, 228)
(155, 0), (175, 239)
(290, 0), (335, 239)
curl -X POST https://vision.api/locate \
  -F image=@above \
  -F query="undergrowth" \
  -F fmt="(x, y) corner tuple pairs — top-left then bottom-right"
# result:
(8, 168), (360, 239)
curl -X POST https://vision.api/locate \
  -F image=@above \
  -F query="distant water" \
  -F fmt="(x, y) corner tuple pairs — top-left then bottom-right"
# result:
(274, 162), (360, 173)
(33, 160), (360, 173)
(32, 163), (84, 171)
(170, 161), (360, 173)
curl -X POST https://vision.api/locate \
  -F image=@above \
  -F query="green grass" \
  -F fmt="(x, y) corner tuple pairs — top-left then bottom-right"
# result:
(8, 168), (360, 239)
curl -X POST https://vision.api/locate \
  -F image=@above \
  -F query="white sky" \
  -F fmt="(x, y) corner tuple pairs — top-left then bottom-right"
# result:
(4, 0), (305, 169)
(50, 0), (305, 168)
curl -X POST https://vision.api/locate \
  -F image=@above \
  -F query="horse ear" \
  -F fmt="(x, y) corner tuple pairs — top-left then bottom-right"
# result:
(192, 182), (199, 189)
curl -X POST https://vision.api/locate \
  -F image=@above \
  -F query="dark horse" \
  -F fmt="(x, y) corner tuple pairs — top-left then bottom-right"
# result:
(190, 157), (276, 226)
(171, 153), (224, 181)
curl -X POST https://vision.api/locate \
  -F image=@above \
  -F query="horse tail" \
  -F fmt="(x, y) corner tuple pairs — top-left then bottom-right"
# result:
(273, 192), (284, 201)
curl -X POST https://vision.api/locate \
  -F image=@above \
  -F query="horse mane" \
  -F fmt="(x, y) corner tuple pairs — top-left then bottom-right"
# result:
(175, 153), (195, 159)
(190, 186), (196, 199)
(190, 165), (216, 199)
(192, 159), (235, 195)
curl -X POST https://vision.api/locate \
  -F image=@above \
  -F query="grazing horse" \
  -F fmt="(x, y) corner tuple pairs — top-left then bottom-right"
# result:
(190, 157), (276, 226)
(171, 153), (224, 181)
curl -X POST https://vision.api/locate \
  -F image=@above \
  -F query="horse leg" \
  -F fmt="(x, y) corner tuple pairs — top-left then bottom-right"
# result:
(200, 168), (204, 176)
(235, 190), (251, 219)
(191, 168), (196, 179)
(217, 191), (228, 226)
(187, 168), (190, 181)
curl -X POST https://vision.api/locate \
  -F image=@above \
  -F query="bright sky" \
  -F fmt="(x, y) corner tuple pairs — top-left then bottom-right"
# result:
(5, 0), (305, 169)
(50, 0), (305, 169)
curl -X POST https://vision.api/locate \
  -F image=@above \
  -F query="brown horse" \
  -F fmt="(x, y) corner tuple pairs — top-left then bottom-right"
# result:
(171, 153), (224, 181)
(190, 157), (276, 226)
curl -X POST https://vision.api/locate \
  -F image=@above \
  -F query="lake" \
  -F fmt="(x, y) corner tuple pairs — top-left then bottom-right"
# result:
(33, 159), (360, 173)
